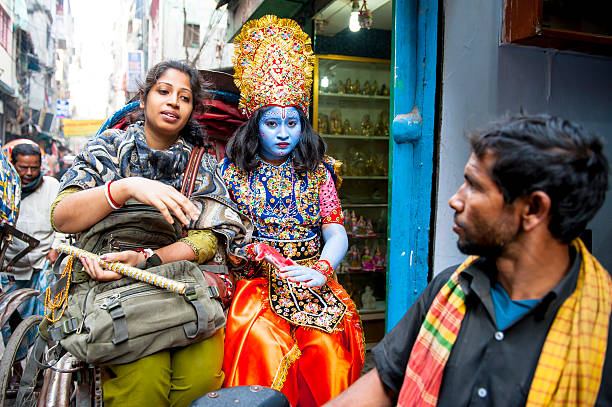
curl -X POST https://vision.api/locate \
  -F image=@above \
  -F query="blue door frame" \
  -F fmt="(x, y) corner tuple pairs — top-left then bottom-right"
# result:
(386, 0), (438, 331)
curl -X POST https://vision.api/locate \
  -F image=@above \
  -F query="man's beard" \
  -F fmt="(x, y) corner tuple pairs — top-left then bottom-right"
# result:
(457, 239), (504, 259)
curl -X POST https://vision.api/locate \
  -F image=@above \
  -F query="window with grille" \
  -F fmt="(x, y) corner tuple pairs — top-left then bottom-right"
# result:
(0, 6), (10, 52)
(183, 23), (200, 48)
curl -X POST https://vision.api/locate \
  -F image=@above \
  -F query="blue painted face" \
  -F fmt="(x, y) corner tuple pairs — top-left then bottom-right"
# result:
(258, 106), (302, 164)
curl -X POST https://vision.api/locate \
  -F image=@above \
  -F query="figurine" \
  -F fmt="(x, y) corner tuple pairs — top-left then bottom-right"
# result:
(356, 215), (367, 237)
(354, 79), (361, 95)
(343, 209), (351, 234)
(370, 80), (378, 95)
(345, 78), (352, 94)
(361, 245), (375, 271)
(373, 246), (386, 271)
(329, 110), (343, 135)
(318, 114), (329, 134)
(361, 114), (372, 137)
(361, 286), (376, 310)
(342, 119), (352, 135)
(348, 245), (361, 271)
(366, 219), (376, 237)
(362, 80), (370, 95)
(337, 79), (345, 94)
(350, 210), (358, 237)
(378, 83), (388, 96)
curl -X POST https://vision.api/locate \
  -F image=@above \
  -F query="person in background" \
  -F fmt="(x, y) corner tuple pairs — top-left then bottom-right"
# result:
(2, 143), (66, 348)
(324, 115), (611, 407)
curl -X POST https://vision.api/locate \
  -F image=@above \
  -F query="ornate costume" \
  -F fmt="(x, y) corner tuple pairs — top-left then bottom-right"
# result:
(220, 15), (364, 406)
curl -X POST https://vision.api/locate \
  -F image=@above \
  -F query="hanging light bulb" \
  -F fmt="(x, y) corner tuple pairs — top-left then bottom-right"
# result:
(321, 76), (329, 88)
(349, 0), (361, 32)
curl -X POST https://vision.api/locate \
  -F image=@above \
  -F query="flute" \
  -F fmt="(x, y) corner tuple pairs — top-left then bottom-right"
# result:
(57, 243), (187, 295)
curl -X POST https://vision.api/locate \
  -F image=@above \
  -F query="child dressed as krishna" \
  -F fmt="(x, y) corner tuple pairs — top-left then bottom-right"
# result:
(219, 15), (365, 407)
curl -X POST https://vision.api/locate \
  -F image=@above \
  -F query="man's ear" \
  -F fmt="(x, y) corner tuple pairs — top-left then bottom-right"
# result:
(521, 191), (551, 232)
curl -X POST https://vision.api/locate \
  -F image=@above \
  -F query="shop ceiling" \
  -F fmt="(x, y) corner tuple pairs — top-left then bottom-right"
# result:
(225, 0), (392, 40)
(314, 0), (392, 36)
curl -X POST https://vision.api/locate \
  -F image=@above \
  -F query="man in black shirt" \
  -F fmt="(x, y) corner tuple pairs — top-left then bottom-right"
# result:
(324, 115), (611, 407)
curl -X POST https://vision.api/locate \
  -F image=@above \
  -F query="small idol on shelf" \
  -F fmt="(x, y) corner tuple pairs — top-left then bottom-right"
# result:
(318, 114), (330, 134)
(378, 83), (389, 96)
(345, 78), (352, 94)
(356, 215), (367, 237)
(361, 245), (375, 271)
(370, 80), (378, 96)
(348, 245), (361, 271)
(361, 114), (372, 137)
(362, 80), (370, 95)
(373, 246), (386, 271)
(337, 79), (346, 94)
(343, 209), (351, 234)
(342, 119), (352, 135)
(330, 109), (343, 135)
(354, 79), (361, 94)
(366, 219), (376, 237)
(361, 286), (377, 310)
(350, 211), (359, 237)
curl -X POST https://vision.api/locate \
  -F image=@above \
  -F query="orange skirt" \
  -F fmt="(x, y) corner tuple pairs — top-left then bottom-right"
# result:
(222, 277), (365, 407)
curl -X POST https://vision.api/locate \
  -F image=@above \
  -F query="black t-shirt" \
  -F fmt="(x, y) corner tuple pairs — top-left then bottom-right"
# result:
(372, 254), (612, 406)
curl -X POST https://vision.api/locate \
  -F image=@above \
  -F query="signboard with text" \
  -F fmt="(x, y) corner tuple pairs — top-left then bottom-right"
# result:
(126, 51), (144, 93)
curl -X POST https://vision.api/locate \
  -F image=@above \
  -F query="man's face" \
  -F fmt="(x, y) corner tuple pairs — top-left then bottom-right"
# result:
(14, 154), (41, 184)
(449, 152), (521, 258)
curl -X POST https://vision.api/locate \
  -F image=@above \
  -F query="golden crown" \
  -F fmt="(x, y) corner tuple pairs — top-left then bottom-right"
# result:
(233, 15), (314, 117)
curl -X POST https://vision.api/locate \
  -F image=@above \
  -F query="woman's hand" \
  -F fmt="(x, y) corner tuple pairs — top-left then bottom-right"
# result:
(80, 250), (144, 282)
(278, 265), (327, 288)
(114, 177), (199, 226)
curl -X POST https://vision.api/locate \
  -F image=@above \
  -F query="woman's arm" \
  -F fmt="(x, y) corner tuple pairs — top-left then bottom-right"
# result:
(54, 177), (200, 233)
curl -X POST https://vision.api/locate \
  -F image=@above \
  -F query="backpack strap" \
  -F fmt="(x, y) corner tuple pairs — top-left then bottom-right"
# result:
(180, 146), (205, 199)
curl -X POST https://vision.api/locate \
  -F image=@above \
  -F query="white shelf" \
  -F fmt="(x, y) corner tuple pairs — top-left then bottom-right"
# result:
(321, 133), (389, 140)
(319, 91), (390, 101)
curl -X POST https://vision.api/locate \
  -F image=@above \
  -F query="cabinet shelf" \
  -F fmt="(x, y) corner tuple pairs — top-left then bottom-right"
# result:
(337, 270), (386, 275)
(342, 175), (388, 180)
(321, 133), (389, 140)
(319, 91), (390, 101)
(342, 203), (388, 208)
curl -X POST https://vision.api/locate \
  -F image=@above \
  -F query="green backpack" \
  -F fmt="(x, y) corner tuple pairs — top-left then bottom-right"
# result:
(41, 204), (226, 365)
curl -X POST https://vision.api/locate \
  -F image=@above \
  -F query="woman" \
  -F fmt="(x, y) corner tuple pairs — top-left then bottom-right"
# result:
(52, 60), (250, 407)
(219, 15), (364, 407)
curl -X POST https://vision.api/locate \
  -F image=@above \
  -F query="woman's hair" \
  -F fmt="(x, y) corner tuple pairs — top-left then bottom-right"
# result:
(130, 60), (211, 147)
(225, 107), (326, 172)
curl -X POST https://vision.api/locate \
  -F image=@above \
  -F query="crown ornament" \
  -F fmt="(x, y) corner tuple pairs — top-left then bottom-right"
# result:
(233, 15), (314, 117)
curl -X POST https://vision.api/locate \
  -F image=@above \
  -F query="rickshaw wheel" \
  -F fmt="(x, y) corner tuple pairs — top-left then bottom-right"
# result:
(0, 315), (43, 406)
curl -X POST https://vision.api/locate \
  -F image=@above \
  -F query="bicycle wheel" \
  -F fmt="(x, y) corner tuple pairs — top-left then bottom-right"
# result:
(0, 314), (43, 406)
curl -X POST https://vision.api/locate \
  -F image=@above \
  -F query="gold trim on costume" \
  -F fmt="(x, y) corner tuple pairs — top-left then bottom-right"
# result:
(271, 343), (302, 390)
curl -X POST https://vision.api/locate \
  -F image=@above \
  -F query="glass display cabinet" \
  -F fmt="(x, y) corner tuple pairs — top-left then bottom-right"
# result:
(313, 54), (391, 344)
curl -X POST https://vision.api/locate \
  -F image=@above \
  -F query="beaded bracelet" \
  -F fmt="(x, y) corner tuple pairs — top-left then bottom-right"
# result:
(312, 259), (334, 279)
(243, 243), (259, 260)
(134, 248), (154, 259)
(104, 180), (123, 210)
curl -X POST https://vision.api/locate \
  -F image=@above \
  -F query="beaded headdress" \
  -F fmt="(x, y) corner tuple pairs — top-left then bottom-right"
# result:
(233, 15), (314, 117)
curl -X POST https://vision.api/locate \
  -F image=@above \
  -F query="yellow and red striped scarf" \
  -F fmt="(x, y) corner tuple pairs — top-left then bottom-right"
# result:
(397, 239), (611, 407)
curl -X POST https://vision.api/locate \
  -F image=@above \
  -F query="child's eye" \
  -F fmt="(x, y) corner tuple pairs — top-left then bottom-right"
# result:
(288, 121), (298, 127)
(266, 121), (278, 127)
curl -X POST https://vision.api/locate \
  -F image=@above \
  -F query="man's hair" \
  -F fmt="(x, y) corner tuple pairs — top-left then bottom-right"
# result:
(225, 107), (326, 173)
(469, 114), (609, 243)
(11, 143), (41, 163)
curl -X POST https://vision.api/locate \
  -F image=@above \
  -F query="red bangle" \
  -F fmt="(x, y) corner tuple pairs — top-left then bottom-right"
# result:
(243, 243), (259, 260)
(105, 180), (123, 209)
(313, 259), (334, 279)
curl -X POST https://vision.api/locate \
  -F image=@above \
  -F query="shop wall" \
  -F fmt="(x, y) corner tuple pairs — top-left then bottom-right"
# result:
(434, 0), (612, 273)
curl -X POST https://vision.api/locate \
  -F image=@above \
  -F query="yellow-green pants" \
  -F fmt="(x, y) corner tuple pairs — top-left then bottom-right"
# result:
(101, 330), (224, 407)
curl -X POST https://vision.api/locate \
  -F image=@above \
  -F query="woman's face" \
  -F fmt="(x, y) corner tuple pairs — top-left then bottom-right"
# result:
(142, 68), (193, 141)
(258, 106), (301, 164)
